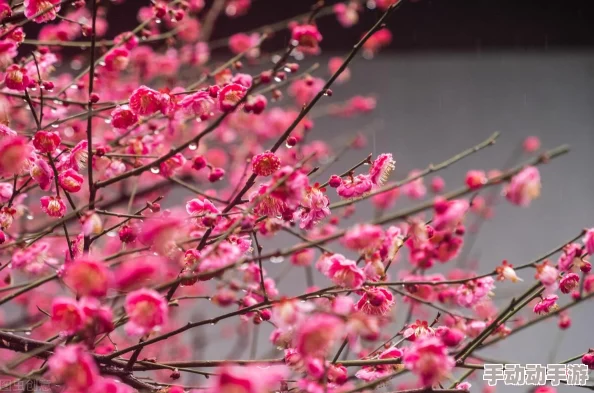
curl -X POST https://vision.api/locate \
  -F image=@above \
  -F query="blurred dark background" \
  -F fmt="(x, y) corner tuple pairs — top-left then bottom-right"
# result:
(106, 0), (594, 52)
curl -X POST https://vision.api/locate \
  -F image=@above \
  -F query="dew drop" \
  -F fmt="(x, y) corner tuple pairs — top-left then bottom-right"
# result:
(270, 256), (284, 264)
(189, 143), (197, 151)
(366, 0), (377, 9)
(285, 142), (293, 149)
(51, 124), (59, 128)
(283, 66), (291, 73)
(156, 19), (162, 24)
(150, 167), (160, 174)
(271, 55), (281, 64)
(210, 322), (217, 326)
(53, 100), (61, 105)
(30, 87), (37, 92)
(26, 214), (34, 220)
(99, 61), (106, 66)
(69, 84), (78, 90)
(274, 76), (282, 83)
(104, 119), (112, 124)
(107, 231), (117, 237)
(24, 331), (31, 336)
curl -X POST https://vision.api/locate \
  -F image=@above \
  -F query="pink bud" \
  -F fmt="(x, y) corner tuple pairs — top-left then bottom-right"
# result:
(208, 167), (225, 182)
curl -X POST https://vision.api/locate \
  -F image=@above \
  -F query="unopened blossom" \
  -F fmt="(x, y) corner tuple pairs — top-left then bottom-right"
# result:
(129, 85), (167, 116)
(30, 158), (54, 191)
(252, 151), (281, 176)
(58, 168), (84, 193)
(496, 260), (523, 283)
(437, 326), (465, 347)
(4, 64), (30, 91)
(291, 24), (323, 55)
(431, 176), (446, 193)
(403, 336), (455, 387)
(326, 254), (365, 288)
(48, 344), (98, 391)
(504, 166), (541, 207)
(355, 347), (404, 381)
(124, 288), (168, 335)
(533, 294), (559, 314)
(559, 273), (580, 294)
(523, 136), (541, 153)
(299, 185), (330, 230)
(0, 135), (32, 176)
(41, 195), (66, 217)
(51, 297), (85, 335)
(356, 287), (394, 315)
(295, 313), (344, 359)
(110, 107), (138, 129)
(582, 351), (594, 370)
(369, 153), (395, 187)
(33, 130), (61, 153)
(63, 257), (111, 297)
(218, 83), (247, 112)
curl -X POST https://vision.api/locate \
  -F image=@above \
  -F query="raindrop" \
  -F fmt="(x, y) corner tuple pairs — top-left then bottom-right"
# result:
(24, 331), (31, 336)
(156, 19), (162, 24)
(26, 215), (34, 220)
(283, 66), (291, 73)
(189, 143), (197, 151)
(107, 231), (117, 237)
(285, 142), (293, 149)
(69, 84), (78, 90)
(366, 0), (377, 9)
(271, 55), (282, 64)
(274, 76), (282, 83)
(210, 322), (217, 326)
(104, 119), (111, 124)
(30, 87), (37, 92)
(53, 100), (61, 105)
(51, 124), (59, 128)
(150, 167), (160, 174)
(270, 256), (284, 264)
(290, 39), (299, 47)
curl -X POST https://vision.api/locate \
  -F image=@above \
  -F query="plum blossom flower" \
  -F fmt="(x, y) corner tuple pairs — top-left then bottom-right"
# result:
(291, 24), (323, 55)
(336, 174), (372, 199)
(0, 135), (32, 176)
(48, 344), (98, 391)
(535, 261), (559, 287)
(179, 91), (215, 120)
(355, 347), (403, 381)
(402, 336), (455, 387)
(584, 228), (594, 255)
(218, 83), (247, 112)
(455, 277), (495, 308)
(69, 140), (89, 171)
(124, 288), (168, 335)
(24, 0), (62, 23)
(186, 197), (220, 223)
(369, 153), (395, 187)
(4, 64), (30, 91)
(432, 198), (469, 232)
(356, 287), (394, 315)
(33, 130), (61, 153)
(334, 2), (360, 28)
(30, 158), (54, 191)
(229, 33), (261, 60)
(342, 224), (384, 254)
(129, 85), (167, 116)
(41, 195), (66, 217)
(59, 169), (84, 193)
(110, 107), (138, 129)
(63, 257), (112, 297)
(559, 273), (580, 294)
(295, 313), (345, 359)
(326, 254), (365, 289)
(51, 297), (85, 335)
(533, 294), (559, 314)
(298, 185), (330, 230)
(504, 166), (541, 207)
(208, 364), (288, 393)
(403, 320), (435, 341)
(252, 151), (281, 177)
(12, 242), (57, 274)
